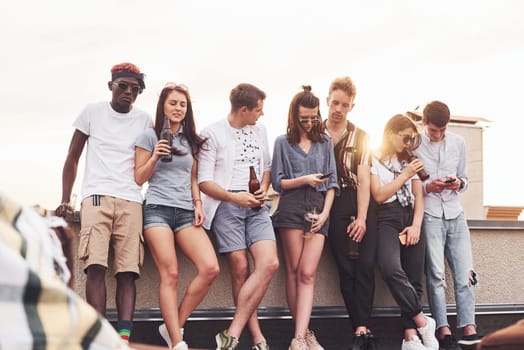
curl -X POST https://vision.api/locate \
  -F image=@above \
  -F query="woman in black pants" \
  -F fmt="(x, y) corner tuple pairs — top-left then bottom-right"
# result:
(370, 114), (438, 350)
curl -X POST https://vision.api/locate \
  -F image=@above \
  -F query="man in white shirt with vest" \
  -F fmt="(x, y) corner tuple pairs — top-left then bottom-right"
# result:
(198, 83), (279, 350)
(414, 101), (481, 350)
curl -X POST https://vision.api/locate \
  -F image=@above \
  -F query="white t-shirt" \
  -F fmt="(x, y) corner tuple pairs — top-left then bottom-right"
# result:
(74, 101), (152, 203)
(229, 124), (262, 191)
(371, 153), (418, 204)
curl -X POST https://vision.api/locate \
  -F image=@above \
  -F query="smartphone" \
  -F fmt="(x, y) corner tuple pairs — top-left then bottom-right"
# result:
(444, 178), (456, 184)
(398, 233), (407, 245)
(318, 172), (333, 180)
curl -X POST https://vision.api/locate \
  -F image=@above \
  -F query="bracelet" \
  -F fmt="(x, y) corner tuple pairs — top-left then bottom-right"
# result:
(192, 198), (202, 205)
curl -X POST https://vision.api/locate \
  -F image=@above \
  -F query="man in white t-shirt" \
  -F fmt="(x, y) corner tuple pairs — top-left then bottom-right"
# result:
(56, 62), (152, 342)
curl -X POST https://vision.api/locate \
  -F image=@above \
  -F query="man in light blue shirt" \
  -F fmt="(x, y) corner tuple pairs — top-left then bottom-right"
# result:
(414, 101), (481, 350)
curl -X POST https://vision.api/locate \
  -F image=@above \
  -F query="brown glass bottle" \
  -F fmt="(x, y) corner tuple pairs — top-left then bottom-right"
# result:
(249, 166), (261, 210)
(406, 149), (429, 181)
(160, 116), (173, 162)
(346, 216), (360, 260)
(248, 166), (260, 194)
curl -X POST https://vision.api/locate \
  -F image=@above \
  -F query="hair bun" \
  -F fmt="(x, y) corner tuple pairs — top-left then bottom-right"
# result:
(302, 85), (312, 92)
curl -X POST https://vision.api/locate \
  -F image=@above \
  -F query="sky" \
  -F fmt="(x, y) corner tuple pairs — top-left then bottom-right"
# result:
(1, 0), (524, 212)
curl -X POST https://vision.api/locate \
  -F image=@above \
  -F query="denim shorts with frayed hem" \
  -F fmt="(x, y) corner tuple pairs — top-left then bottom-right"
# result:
(143, 203), (195, 233)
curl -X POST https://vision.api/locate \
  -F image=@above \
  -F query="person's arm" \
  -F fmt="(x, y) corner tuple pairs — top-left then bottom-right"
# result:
(198, 128), (260, 209)
(349, 164), (370, 241)
(199, 181), (259, 208)
(134, 139), (170, 186)
(455, 139), (468, 192)
(55, 129), (87, 218)
(251, 170), (271, 207)
(401, 179), (424, 246)
(370, 158), (424, 204)
(191, 159), (204, 226)
(311, 187), (335, 233)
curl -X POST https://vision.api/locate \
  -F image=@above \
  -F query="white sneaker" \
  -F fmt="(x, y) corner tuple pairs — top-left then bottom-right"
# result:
(172, 340), (189, 350)
(305, 330), (324, 350)
(159, 323), (185, 348)
(401, 335), (426, 350)
(159, 323), (172, 348)
(417, 316), (439, 350)
(288, 337), (308, 350)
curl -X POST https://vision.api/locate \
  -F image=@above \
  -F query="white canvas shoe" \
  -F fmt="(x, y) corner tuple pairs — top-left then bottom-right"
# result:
(159, 323), (185, 348)
(417, 316), (439, 350)
(401, 335), (426, 350)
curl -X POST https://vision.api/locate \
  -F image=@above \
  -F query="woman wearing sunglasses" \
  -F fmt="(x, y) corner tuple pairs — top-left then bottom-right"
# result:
(134, 83), (219, 350)
(271, 86), (338, 350)
(370, 114), (438, 350)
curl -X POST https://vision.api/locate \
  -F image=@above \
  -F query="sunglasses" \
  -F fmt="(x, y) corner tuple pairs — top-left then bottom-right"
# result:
(113, 81), (142, 94)
(298, 116), (320, 125)
(399, 134), (415, 145)
(164, 82), (189, 92)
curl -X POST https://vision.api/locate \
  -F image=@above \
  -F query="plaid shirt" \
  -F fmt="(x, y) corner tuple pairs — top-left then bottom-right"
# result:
(0, 193), (130, 350)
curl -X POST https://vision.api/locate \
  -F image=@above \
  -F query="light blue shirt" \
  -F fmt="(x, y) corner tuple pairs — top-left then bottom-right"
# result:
(414, 130), (468, 219)
(135, 127), (194, 210)
(271, 134), (339, 194)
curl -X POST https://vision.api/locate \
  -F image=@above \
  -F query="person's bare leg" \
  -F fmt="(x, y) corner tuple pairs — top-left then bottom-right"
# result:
(176, 226), (219, 326)
(145, 226), (183, 346)
(227, 250), (266, 345)
(226, 241), (279, 338)
(86, 264), (107, 316)
(115, 272), (136, 322)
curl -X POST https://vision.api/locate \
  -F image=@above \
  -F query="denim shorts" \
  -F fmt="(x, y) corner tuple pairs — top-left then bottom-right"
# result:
(143, 203), (194, 233)
(212, 200), (275, 254)
(272, 187), (329, 236)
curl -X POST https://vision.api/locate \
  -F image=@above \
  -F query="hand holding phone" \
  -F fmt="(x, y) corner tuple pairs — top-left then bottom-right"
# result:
(444, 178), (456, 184)
(318, 172), (333, 180)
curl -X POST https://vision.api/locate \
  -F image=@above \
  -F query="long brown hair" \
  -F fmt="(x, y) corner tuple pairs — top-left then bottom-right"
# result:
(378, 114), (421, 162)
(154, 84), (206, 157)
(286, 85), (325, 145)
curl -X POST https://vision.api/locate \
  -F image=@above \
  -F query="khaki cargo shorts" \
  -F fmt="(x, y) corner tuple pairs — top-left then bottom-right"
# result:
(78, 195), (143, 276)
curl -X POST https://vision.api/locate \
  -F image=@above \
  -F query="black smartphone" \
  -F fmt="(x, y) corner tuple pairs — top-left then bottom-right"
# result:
(318, 172), (333, 180)
(444, 178), (456, 184)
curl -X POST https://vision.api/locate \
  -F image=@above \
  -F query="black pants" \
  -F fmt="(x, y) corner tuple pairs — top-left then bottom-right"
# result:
(376, 200), (425, 330)
(328, 188), (377, 330)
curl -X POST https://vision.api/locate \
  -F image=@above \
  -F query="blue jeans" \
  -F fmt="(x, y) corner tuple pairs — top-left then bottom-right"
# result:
(423, 212), (476, 329)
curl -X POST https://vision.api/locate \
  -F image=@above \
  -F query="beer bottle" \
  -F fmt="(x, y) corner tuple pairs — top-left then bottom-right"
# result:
(248, 166), (260, 194)
(249, 166), (261, 210)
(346, 216), (360, 260)
(160, 116), (173, 162)
(406, 149), (429, 181)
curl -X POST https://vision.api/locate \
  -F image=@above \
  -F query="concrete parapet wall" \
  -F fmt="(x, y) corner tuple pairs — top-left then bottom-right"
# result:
(69, 221), (524, 311)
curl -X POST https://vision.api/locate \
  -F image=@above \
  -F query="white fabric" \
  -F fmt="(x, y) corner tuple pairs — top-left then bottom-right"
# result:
(229, 124), (262, 191)
(74, 101), (152, 203)
(0, 193), (130, 349)
(198, 118), (271, 229)
(371, 153), (418, 204)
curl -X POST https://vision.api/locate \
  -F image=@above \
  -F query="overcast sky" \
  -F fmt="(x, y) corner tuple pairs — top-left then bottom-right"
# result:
(1, 0), (523, 210)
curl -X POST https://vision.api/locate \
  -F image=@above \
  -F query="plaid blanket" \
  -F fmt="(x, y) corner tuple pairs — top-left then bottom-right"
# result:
(0, 193), (130, 350)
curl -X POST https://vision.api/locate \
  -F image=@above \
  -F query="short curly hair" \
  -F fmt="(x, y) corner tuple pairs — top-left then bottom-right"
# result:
(329, 76), (357, 99)
(111, 62), (141, 75)
(110, 62), (145, 90)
